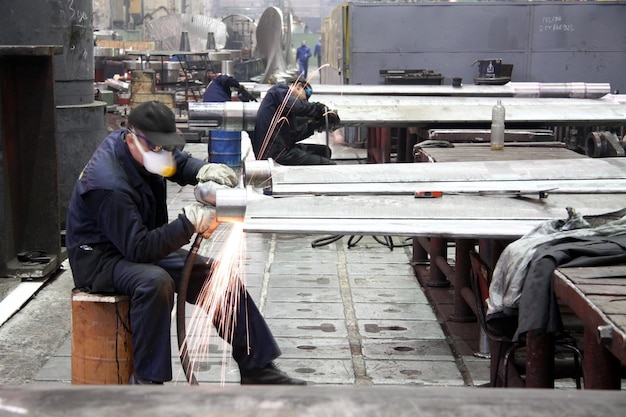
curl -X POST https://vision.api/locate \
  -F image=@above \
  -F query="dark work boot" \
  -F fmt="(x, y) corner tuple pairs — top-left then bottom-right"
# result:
(129, 373), (164, 385)
(240, 363), (307, 385)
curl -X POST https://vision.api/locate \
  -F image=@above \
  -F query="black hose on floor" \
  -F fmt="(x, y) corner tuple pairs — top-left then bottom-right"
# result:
(176, 233), (203, 385)
(311, 234), (411, 250)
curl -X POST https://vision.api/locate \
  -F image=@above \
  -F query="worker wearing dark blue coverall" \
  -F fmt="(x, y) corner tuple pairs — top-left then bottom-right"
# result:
(296, 40), (312, 79)
(203, 74), (256, 157)
(314, 38), (322, 69)
(66, 100), (304, 385)
(203, 74), (255, 103)
(251, 79), (340, 165)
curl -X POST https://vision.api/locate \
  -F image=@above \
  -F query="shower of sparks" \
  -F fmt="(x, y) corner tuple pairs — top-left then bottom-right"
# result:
(179, 222), (249, 385)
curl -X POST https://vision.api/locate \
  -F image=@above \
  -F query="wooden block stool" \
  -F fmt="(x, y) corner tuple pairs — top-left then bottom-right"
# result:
(71, 290), (133, 384)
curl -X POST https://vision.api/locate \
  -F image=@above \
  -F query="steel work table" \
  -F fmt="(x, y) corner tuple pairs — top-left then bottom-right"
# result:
(414, 141), (585, 163)
(412, 143), (587, 324)
(237, 155), (625, 387)
(526, 265), (626, 389)
(239, 156), (625, 330)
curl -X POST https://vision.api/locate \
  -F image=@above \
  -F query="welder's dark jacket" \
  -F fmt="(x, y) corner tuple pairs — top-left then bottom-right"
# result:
(251, 83), (322, 160)
(202, 74), (236, 102)
(66, 129), (206, 293)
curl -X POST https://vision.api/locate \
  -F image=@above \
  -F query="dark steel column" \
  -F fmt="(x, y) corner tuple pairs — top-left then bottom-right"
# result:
(525, 330), (555, 388)
(583, 324), (621, 389)
(427, 238), (450, 287)
(450, 239), (476, 322)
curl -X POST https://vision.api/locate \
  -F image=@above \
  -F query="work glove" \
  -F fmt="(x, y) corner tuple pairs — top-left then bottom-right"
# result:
(196, 163), (239, 187)
(325, 111), (341, 130)
(238, 86), (257, 102)
(183, 203), (218, 239)
(312, 108), (341, 132)
(313, 102), (327, 117)
(224, 76), (241, 90)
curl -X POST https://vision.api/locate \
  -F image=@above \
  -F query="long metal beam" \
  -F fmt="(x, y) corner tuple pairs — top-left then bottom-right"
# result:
(210, 158), (626, 239)
(3, 385), (626, 417)
(240, 82), (612, 98)
(188, 94), (626, 131)
(232, 190), (625, 239)
(243, 157), (626, 195)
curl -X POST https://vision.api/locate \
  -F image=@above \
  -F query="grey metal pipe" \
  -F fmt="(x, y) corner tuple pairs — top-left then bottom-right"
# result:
(188, 94), (626, 131)
(214, 187), (247, 223)
(194, 181), (247, 223)
(188, 101), (259, 131)
(240, 82), (611, 98)
(243, 159), (278, 189)
(510, 82), (611, 98)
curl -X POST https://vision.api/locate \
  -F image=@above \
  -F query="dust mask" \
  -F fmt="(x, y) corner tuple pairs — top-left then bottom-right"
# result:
(131, 132), (177, 177)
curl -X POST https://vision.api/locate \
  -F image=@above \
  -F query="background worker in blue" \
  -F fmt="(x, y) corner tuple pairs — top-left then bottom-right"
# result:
(251, 78), (340, 165)
(314, 37), (322, 69)
(202, 74), (256, 159)
(295, 40), (312, 79)
(66, 100), (305, 386)
(202, 74), (255, 103)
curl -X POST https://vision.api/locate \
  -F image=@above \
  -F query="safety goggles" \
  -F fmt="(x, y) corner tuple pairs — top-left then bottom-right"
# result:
(129, 128), (179, 152)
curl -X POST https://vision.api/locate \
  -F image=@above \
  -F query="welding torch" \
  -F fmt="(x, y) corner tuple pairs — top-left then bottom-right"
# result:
(177, 181), (247, 385)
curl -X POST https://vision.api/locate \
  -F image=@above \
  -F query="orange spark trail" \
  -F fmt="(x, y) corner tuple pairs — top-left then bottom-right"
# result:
(179, 223), (248, 385)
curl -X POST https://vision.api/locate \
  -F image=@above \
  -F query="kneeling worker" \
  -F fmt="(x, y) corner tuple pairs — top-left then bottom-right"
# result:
(252, 77), (340, 165)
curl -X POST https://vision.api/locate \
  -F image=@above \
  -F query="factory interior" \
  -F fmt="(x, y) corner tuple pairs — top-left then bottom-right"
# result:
(1, 0), (626, 415)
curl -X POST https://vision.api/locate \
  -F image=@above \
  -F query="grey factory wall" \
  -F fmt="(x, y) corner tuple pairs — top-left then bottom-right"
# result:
(333, 1), (626, 92)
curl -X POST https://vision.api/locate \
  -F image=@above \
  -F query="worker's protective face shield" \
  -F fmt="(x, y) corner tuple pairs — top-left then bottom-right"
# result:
(129, 130), (177, 177)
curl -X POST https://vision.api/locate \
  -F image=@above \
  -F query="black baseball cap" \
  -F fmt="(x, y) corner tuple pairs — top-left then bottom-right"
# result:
(286, 76), (310, 89)
(128, 101), (185, 147)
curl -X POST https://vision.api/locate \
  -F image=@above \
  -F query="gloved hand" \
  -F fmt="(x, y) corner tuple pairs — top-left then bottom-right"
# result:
(196, 163), (238, 187)
(224, 76), (241, 90)
(313, 102), (327, 117)
(183, 203), (218, 238)
(325, 111), (341, 130)
(238, 86), (257, 102)
(313, 109), (341, 132)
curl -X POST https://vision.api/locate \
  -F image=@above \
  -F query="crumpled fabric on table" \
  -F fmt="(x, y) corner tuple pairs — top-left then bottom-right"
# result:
(513, 228), (626, 341)
(486, 207), (626, 329)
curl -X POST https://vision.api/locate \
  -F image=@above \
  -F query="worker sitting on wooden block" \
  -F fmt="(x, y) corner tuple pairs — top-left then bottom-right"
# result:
(65, 100), (306, 386)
